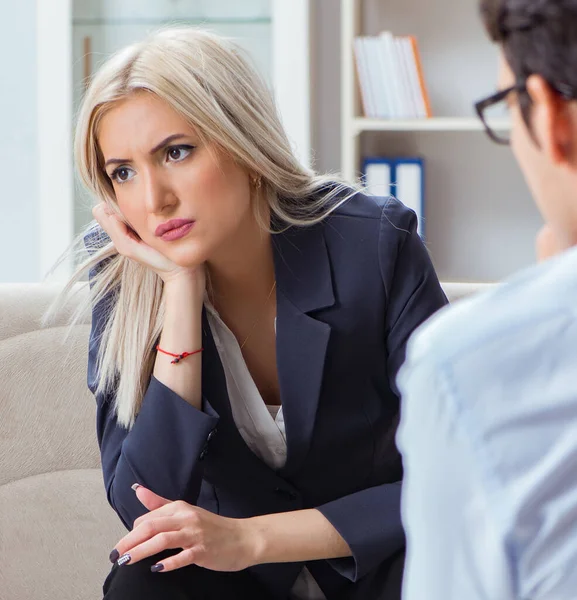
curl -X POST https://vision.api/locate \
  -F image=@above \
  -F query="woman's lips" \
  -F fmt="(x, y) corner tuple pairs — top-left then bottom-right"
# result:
(160, 222), (195, 241)
(155, 218), (195, 237)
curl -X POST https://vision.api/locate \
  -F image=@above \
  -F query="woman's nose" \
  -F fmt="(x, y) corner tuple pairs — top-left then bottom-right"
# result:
(143, 173), (176, 214)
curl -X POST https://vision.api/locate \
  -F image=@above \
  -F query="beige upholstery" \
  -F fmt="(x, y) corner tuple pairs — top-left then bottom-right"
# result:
(0, 280), (492, 600)
(0, 284), (125, 600)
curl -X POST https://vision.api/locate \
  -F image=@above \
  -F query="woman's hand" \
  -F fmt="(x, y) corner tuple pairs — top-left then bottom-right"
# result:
(92, 202), (203, 285)
(111, 486), (259, 573)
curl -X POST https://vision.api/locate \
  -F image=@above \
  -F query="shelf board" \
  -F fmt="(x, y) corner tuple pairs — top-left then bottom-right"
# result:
(72, 17), (271, 26)
(352, 117), (511, 134)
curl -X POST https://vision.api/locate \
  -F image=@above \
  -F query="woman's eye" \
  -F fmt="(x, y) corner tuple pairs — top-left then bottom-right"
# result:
(166, 145), (193, 162)
(111, 167), (134, 184)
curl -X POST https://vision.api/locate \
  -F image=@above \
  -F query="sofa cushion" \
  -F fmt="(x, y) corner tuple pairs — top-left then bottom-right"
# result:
(441, 281), (496, 302)
(0, 469), (125, 600)
(0, 283), (90, 342)
(0, 324), (99, 485)
(0, 283), (124, 600)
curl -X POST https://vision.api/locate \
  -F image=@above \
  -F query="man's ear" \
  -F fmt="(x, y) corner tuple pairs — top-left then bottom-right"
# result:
(526, 74), (574, 166)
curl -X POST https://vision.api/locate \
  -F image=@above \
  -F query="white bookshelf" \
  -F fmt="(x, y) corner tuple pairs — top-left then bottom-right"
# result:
(341, 0), (511, 179)
(353, 116), (511, 134)
(339, 0), (541, 282)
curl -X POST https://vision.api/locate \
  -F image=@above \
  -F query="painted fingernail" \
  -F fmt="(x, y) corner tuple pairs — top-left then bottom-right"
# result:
(151, 563), (164, 573)
(117, 553), (131, 566)
(131, 483), (141, 492)
(109, 549), (120, 563)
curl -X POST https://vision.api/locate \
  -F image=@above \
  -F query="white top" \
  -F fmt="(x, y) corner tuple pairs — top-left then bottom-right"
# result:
(205, 300), (326, 600)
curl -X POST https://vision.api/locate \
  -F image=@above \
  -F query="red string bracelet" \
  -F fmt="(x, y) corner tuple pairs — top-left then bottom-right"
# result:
(155, 345), (204, 364)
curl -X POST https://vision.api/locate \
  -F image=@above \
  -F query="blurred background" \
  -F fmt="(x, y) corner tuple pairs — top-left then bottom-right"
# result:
(0, 0), (540, 284)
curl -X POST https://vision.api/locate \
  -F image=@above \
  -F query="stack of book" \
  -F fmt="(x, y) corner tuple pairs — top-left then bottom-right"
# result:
(354, 32), (432, 120)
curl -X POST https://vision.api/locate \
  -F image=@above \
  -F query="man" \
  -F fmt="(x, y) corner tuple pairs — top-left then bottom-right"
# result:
(397, 1), (577, 598)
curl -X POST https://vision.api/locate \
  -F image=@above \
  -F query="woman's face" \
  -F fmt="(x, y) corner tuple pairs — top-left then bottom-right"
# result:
(97, 91), (255, 268)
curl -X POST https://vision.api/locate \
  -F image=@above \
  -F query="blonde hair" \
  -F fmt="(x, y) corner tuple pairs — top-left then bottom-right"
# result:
(45, 27), (358, 428)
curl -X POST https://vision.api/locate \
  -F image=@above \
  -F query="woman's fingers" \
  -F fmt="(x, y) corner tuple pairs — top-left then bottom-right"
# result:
(92, 203), (140, 257)
(110, 504), (254, 573)
(134, 485), (172, 512)
(117, 529), (185, 567)
(119, 502), (195, 552)
(91, 202), (182, 277)
(91, 202), (117, 230)
(113, 516), (181, 563)
(150, 548), (198, 573)
(133, 500), (189, 529)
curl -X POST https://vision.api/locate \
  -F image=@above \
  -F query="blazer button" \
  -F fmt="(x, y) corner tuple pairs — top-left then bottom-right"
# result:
(207, 428), (217, 443)
(274, 487), (298, 501)
(199, 447), (208, 460)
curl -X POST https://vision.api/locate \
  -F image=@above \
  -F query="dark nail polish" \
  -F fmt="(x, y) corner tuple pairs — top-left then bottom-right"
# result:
(151, 563), (164, 573)
(117, 553), (131, 567)
(109, 549), (120, 563)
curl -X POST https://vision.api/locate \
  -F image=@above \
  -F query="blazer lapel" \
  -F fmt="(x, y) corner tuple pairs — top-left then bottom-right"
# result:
(200, 308), (232, 419)
(273, 224), (335, 476)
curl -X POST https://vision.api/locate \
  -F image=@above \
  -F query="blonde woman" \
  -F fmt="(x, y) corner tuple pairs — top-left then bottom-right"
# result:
(67, 27), (446, 600)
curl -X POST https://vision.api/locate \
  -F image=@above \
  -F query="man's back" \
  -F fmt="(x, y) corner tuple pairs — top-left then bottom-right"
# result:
(397, 247), (577, 599)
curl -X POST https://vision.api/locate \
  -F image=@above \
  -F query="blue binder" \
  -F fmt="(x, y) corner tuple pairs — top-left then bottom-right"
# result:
(362, 157), (425, 238)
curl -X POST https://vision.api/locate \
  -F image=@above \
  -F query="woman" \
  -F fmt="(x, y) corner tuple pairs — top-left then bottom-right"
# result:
(64, 27), (446, 600)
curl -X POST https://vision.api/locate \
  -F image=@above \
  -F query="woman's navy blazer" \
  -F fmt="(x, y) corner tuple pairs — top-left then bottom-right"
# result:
(87, 191), (447, 598)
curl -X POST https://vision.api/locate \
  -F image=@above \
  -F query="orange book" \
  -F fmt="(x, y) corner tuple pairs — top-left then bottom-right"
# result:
(409, 35), (432, 118)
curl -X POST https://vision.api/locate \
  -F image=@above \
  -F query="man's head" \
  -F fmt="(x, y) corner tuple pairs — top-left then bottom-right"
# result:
(478, 0), (577, 250)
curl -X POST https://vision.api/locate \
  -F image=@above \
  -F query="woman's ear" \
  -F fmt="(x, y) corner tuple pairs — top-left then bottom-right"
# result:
(526, 74), (574, 167)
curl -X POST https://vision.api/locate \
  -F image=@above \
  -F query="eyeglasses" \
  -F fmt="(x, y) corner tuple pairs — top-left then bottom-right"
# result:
(474, 84), (525, 145)
(475, 81), (577, 145)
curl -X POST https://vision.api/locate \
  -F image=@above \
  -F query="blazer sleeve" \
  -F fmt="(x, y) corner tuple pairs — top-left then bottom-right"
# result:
(86, 238), (219, 530)
(380, 197), (448, 396)
(316, 199), (448, 581)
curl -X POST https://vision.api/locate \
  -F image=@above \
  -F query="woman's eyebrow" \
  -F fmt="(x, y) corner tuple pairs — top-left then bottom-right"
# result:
(149, 133), (190, 155)
(103, 133), (190, 169)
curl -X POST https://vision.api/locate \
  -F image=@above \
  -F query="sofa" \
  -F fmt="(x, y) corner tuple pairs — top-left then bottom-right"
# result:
(0, 280), (491, 600)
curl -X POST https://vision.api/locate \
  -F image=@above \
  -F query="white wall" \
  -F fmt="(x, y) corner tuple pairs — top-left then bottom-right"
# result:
(38, 0), (74, 282)
(272, 0), (312, 169)
(311, 0), (341, 174)
(0, 0), (40, 282)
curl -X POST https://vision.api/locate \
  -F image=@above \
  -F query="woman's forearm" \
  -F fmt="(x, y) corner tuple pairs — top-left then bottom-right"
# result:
(153, 275), (204, 410)
(247, 508), (352, 564)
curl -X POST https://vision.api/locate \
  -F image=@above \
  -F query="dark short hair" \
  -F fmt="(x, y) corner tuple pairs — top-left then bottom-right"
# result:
(480, 0), (577, 124)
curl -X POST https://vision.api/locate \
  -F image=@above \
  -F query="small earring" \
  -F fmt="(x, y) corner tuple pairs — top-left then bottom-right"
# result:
(252, 176), (262, 190)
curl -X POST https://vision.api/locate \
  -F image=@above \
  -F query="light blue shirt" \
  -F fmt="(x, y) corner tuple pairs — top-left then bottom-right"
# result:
(396, 246), (577, 600)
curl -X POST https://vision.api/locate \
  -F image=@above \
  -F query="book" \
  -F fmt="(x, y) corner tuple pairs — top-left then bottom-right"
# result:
(366, 37), (389, 119)
(379, 31), (405, 118)
(394, 36), (416, 118)
(373, 36), (394, 119)
(408, 35), (432, 118)
(354, 37), (377, 118)
(401, 36), (426, 118)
